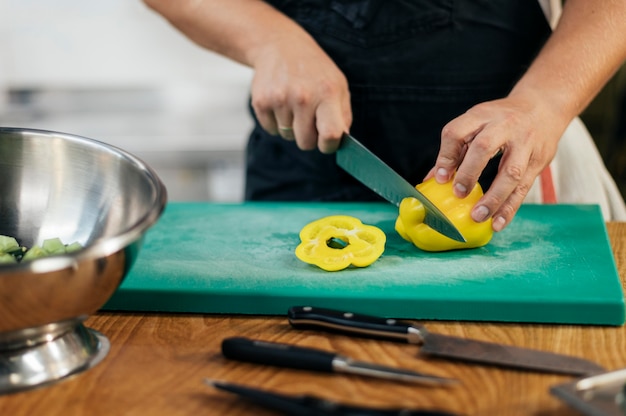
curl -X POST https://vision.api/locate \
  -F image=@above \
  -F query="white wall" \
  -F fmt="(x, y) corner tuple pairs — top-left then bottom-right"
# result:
(0, 0), (255, 201)
(1, 0), (253, 88)
(0, 0), (254, 148)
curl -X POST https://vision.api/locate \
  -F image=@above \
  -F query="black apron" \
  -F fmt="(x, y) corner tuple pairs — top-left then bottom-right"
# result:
(245, 0), (552, 201)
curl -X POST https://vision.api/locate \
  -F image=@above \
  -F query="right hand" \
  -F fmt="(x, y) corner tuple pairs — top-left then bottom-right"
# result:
(249, 30), (352, 154)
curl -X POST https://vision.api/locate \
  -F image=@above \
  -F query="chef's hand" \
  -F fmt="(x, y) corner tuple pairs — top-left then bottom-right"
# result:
(428, 94), (563, 232)
(143, 0), (351, 154)
(249, 30), (352, 154)
(428, 0), (626, 233)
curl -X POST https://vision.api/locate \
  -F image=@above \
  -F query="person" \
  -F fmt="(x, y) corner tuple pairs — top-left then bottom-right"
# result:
(142, 0), (626, 231)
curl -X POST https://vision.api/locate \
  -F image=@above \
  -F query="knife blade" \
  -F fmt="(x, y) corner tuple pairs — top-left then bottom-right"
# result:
(221, 336), (457, 386)
(336, 134), (465, 243)
(204, 379), (460, 416)
(288, 306), (606, 376)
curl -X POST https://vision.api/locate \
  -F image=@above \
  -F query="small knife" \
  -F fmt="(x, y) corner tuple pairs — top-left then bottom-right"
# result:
(204, 379), (459, 416)
(288, 306), (606, 376)
(221, 337), (457, 386)
(336, 134), (465, 243)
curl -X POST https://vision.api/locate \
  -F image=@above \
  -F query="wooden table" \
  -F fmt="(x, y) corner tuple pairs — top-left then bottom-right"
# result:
(2, 224), (626, 416)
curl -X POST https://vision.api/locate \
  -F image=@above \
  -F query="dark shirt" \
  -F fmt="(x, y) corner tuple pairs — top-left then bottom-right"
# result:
(246, 0), (551, 201)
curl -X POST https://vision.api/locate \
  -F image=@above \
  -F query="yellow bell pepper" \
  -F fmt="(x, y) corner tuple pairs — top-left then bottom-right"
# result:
(395, 177), (493, 251)
(295, 215), (386, 271)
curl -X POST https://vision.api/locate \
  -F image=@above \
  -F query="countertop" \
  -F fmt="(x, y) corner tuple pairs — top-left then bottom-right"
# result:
(2, 223), (626, 416)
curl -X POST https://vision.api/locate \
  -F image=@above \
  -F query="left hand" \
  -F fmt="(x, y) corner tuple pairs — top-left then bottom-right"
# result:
(427, 93), (566, 232)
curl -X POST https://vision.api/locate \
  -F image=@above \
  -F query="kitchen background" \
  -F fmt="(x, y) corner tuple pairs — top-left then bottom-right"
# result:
(0, 0), (253, 202)
(1, 1), (625, 202)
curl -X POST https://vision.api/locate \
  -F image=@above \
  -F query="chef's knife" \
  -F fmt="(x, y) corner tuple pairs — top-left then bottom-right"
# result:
(204, 379), (459, 416)
(221, 337), (457, 386)
(288, 306), (605, 376)
(336, 134), (465, 243)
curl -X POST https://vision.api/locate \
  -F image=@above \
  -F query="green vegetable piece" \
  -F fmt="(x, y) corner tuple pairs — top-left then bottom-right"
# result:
(65, 242), (83, 253)
(42, 238), (66, 255)
(0, 253), (17, 264)
(0, 235), (19, 254)
(7, 246), (26, 255)
(0, 236), (84, 264)
(22, 245), (47, 261)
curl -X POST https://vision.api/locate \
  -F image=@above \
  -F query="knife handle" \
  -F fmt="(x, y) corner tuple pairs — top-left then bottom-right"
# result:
(288, 306), (425, 344)
(221, 337), (336, 373)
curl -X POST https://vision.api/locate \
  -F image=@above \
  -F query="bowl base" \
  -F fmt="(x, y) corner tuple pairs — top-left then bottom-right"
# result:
(0, 323), (110, 394)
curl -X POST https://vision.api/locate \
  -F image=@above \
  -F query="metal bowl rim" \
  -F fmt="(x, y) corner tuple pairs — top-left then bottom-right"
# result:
(0, 127), (168, 274)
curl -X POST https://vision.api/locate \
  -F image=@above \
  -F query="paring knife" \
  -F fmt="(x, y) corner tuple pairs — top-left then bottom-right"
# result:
(204, 379), (459, 416)
(336, 134), (465, 243)
(288, 306), (606, 376)
(221, 337), (457, 386)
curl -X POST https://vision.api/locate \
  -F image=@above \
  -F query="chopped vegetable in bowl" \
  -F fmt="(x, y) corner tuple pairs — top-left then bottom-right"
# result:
(0, 235), (83, 264)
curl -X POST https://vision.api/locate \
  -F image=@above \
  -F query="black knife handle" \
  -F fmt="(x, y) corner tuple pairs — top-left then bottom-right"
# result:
(221, 337), (336, 373)
(288, 306), (425, 344)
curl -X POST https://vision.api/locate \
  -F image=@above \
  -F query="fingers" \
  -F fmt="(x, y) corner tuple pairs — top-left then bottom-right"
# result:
(314, 88), (351, 154)
(247, 42), (352, 153)
(255, 89), (349, 153)
(292, 90), (323, 151)
(449, 125), (535, 232)
(276, 105), (296, 141)
(277, 125), (295, 140)
(471, 149), (541, 232)
(433, 98), (559, 233)
(252, 87), (296, 139)
(434, 119), (478, 185)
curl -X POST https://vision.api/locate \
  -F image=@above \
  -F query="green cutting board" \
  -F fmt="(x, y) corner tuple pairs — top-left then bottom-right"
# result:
(103, 202), (625, 325)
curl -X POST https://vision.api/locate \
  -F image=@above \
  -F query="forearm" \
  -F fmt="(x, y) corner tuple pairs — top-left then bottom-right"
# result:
(144, 0), (352, 153)
(142, 0), (315, 68)
(510, 0), (626, 125)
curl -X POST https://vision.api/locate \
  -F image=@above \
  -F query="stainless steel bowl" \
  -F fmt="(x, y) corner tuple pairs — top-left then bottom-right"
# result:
(0, 127), (167, 393)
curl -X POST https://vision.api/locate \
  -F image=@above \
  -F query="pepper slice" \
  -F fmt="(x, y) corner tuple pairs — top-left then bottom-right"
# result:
(295, 215), (386, 272)
(395, 177), (493, 252)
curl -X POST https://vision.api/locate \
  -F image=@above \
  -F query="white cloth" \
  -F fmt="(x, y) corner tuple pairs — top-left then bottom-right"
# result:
(525, 119), (626, 221)
(537, 0), (562, 29)
(524, 0), (626, 221)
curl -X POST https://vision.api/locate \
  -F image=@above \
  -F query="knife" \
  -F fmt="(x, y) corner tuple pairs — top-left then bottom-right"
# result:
(221, 337), (457, 386)
(573, 368), (626, 392)
(550, 369), (626, 416)
(288, 306), (605, 376)
(204, 379), (459, 416)
(336, 134), (465, 243)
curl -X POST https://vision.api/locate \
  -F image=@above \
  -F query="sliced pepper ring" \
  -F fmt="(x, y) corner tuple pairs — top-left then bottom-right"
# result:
(295, 215), (386, 272)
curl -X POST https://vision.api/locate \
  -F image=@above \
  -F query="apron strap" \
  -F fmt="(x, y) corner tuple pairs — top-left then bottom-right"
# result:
(540, 166), (557, 204)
